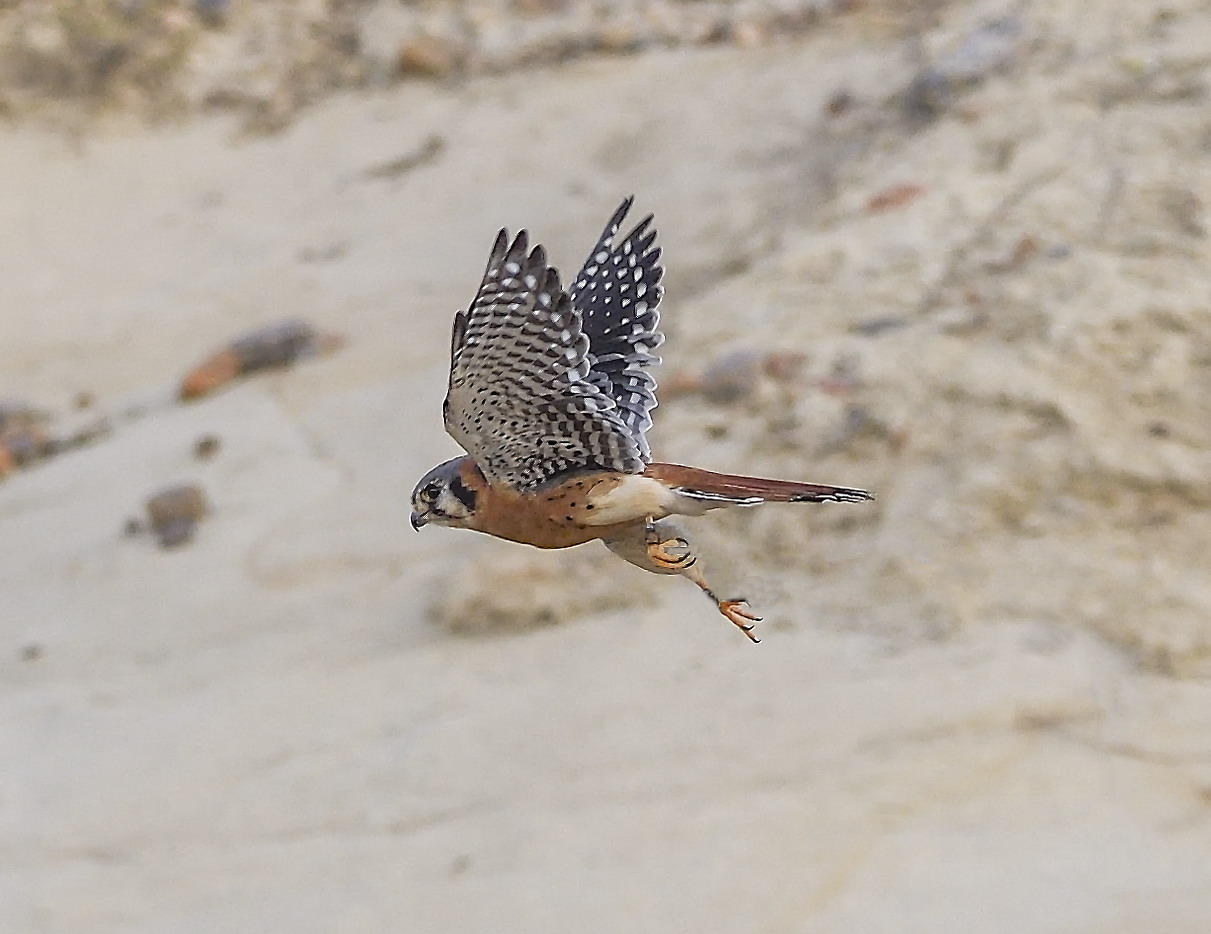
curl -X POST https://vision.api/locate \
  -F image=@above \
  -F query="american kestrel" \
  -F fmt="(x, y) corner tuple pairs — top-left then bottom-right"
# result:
(410, 198), (874, 642)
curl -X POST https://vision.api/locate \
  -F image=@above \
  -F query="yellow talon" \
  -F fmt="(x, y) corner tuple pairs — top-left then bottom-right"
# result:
(719, 599), (763, 643)
(647, 536), (695, 570)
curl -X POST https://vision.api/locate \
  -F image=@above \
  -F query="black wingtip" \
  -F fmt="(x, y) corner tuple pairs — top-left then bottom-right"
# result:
(787, 486), (876, 504)
(488, 228), (509, 264)
(609, 196), (635, 233)
(625, 212), (656, 245)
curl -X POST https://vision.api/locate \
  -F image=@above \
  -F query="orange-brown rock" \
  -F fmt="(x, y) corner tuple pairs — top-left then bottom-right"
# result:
(180, 349), (241, 400)
(179, 320), (343, 401)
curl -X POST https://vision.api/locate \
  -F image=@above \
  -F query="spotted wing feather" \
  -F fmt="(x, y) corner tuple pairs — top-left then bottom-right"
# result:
(569, 197), (665, 460)
(444, 229), (646, 491)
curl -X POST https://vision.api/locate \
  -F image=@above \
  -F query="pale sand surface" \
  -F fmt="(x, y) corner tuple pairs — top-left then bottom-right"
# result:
(4, 2), (1211, 931)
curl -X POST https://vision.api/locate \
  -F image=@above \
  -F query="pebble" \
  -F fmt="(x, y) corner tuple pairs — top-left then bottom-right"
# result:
(193, 434), (221, 460)
(0, 424), (52, 468)
(903, 15), (1023, 121)
(867, 183), (926, 213)
(145, 484), (210, 549)
(663, 349), (808, 403)
(397, 34), (466, 78)
(194, 0), (229, 27)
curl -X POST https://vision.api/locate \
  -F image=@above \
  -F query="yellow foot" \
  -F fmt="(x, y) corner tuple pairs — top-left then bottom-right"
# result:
(645, 536), (696, 571)
(718, 599), (763, 643)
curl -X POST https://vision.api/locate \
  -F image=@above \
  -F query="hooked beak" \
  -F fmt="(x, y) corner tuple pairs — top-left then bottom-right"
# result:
(410, 510), (427, 531)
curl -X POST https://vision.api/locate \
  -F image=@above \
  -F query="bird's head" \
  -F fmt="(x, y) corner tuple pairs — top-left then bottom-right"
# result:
(410, 457), (478, 531)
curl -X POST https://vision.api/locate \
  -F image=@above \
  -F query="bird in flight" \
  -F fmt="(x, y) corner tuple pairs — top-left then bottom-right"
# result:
(410, 198), (873, 642)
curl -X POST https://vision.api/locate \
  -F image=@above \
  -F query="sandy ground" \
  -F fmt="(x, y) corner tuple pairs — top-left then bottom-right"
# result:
(4, 1), (1211, 931)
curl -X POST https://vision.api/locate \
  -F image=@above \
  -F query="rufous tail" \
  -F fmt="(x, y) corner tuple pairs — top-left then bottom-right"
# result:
(644, 463), (874, 505)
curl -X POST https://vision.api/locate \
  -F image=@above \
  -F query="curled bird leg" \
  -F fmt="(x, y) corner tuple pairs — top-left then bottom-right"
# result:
(602, 520), (762, 643)
(643, 516), (696, 571)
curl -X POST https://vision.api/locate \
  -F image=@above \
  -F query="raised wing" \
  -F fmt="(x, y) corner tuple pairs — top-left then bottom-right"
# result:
(444, 228), (647, 491)
(569, 197), (665, 460)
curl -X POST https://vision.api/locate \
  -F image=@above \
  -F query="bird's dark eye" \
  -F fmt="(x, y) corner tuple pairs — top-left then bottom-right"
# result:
(423, 481), (442, 500)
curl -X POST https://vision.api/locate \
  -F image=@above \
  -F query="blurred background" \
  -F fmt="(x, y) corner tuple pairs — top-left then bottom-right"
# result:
(3, 0), (1211, 931)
